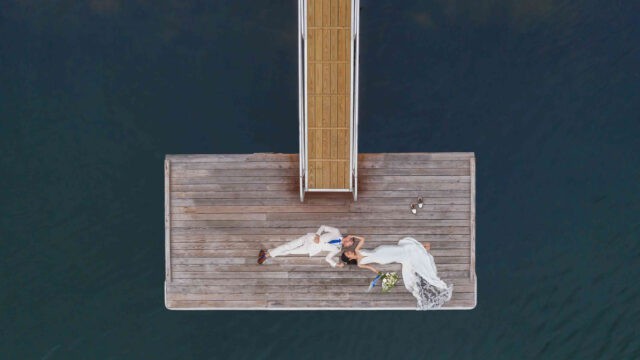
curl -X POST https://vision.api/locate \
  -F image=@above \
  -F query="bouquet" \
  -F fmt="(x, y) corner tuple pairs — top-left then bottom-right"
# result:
(368, 272), (399, 293)
(380, 272), (399, 293)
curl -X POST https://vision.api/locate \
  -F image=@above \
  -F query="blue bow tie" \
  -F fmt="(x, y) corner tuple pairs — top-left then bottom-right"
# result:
(328, 239), (342, 245)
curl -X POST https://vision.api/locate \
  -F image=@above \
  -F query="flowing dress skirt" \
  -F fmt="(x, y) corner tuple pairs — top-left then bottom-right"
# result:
(360, 237), (453, 309)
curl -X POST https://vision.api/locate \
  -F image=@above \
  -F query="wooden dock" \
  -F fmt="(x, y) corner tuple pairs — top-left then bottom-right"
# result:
(165, 153), (476, 310)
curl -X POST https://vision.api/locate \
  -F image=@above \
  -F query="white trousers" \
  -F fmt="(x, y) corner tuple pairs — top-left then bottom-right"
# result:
(268, 235), (312, 257)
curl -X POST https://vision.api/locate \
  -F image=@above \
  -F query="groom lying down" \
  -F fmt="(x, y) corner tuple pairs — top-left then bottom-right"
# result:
(257, 225), (362, 268)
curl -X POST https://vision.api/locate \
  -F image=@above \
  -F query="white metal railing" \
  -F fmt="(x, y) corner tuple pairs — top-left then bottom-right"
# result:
(303, 0), (309, 198)
(351, 0), (360, 201)
(348, 0), (355, 193)
(298, 0), (306, 202)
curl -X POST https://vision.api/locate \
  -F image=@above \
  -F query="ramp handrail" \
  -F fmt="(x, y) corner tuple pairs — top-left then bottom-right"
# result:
(298, 0), (307, 202)
(351, 0), (360, 201)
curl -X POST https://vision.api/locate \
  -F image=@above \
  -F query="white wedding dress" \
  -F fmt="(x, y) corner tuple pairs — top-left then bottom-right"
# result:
(359, 237), (453, 310)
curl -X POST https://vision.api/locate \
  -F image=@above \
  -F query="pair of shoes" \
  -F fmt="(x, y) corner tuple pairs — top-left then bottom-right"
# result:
(258, 249), (267, 264)
(410, 197), (424, 215)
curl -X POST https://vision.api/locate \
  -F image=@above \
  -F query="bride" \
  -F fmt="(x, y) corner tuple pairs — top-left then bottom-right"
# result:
(342, 237), (453, 310)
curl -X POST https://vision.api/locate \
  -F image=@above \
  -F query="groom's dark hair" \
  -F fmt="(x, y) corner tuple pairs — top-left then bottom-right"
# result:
(341, 253), (357, 265)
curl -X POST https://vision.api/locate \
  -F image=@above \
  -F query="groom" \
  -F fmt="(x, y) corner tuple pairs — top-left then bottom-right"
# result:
(258, 225), (356, 268)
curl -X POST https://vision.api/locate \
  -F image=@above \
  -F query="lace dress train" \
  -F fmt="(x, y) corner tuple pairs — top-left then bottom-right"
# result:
(359, 237), (453, 310)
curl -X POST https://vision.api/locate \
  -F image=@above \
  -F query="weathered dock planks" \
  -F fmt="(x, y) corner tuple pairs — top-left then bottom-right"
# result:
(165, 153), (477, 310)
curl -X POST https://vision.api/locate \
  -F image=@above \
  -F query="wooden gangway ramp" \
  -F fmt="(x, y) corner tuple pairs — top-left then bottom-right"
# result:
(165, 153), (476, 310)
(306, 0), (352, 190)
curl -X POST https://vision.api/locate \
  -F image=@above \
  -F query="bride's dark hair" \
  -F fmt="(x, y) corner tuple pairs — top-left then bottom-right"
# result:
(341, 252), (357, 265)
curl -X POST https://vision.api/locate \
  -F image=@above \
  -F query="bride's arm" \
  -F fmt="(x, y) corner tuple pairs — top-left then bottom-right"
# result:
(358, 263), (379, 274)
(354, 237), (366, 251)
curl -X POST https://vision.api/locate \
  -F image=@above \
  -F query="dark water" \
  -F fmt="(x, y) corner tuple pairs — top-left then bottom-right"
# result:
(1, 0), (639, 358)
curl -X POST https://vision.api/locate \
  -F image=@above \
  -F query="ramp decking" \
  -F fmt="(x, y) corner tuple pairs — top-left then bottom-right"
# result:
(165, 153), (476, 310)
(306, 0), (352, 190)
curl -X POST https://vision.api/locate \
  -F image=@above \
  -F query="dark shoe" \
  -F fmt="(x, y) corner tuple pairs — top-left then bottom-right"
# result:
(258, 249), (267, 264)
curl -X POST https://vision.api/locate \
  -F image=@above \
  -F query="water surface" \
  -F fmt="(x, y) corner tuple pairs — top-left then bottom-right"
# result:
(1, 0), (639, 358)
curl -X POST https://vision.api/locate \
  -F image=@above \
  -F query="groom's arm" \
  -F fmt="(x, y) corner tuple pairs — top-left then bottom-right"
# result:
(315, 225), (329, 236)
(316, 225), (340, 237)
(324, 248), (340, 268)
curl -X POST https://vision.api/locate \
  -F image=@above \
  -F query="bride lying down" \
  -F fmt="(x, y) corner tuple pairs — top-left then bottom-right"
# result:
(341, 236), (454, 310)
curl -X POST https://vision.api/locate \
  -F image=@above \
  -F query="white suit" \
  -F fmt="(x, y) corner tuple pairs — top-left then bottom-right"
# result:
(268, 225), (343, 267)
